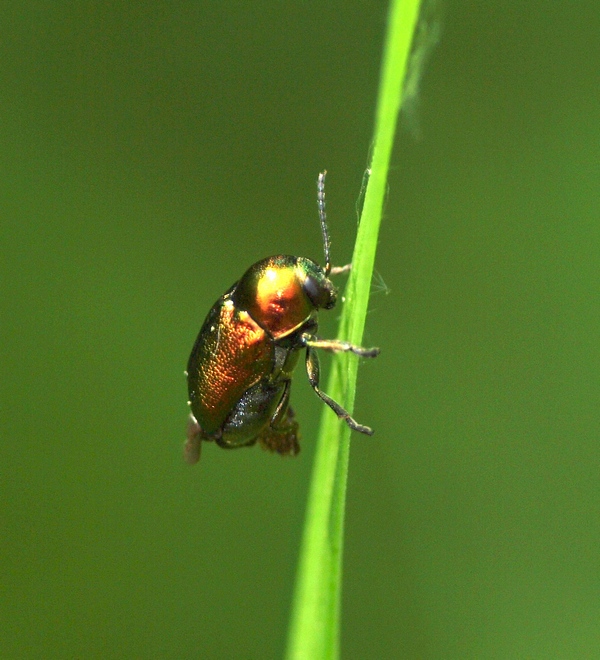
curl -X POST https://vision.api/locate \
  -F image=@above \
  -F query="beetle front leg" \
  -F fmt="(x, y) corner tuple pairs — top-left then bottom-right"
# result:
(302, 335), (380, 358)
(329, 263), (352, 276)
(304, 346), (375, 436)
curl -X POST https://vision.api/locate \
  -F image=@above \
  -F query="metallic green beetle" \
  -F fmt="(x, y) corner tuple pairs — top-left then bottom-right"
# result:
(184, 172), (379, 464)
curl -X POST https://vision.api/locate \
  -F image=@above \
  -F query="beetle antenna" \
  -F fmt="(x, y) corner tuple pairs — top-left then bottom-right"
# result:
(317, 170), (332, 276)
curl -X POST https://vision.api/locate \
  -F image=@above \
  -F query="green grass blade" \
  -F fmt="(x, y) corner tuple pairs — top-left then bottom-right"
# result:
(285, 0), (423, 658)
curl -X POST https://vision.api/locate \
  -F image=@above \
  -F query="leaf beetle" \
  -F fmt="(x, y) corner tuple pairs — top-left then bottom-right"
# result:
(184, 171), (379, 464)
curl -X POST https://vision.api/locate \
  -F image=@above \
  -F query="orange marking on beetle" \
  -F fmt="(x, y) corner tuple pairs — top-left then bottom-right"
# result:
(255, 267), (296, 317)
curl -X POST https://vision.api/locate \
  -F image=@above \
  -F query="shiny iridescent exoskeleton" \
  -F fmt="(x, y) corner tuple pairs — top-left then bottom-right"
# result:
(184, 172), (379, 464)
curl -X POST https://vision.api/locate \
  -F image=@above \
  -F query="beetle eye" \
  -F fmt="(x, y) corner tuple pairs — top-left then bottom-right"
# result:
(303, 274), (337, 310)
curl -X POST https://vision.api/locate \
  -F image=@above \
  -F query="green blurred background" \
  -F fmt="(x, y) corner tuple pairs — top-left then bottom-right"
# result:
(2, 2), (600, 658)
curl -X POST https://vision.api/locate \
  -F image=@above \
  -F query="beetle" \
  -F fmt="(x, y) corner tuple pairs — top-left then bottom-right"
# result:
(184, 171), (379, 464)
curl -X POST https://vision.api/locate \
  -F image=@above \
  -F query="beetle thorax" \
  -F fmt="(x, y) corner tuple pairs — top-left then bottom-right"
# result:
(232, 257), (313, 339)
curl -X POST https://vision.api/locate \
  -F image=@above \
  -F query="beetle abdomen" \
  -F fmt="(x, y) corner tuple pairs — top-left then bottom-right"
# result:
(187, 295), (273, 435)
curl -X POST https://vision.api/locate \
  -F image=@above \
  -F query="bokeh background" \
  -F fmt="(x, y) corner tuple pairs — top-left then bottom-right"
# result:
(3, 2), (600, 658)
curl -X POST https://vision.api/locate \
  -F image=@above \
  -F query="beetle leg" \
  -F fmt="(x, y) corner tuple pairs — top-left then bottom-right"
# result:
(304, 346), (375, 436)
(302, 335), (380, 358)
(258, 380), (300, 456)
(258, 407), (300, 456)
(329, 263), (352, 276)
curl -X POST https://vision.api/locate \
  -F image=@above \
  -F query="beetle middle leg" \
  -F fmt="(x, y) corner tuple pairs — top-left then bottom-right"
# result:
(303, 337), (379, 435)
